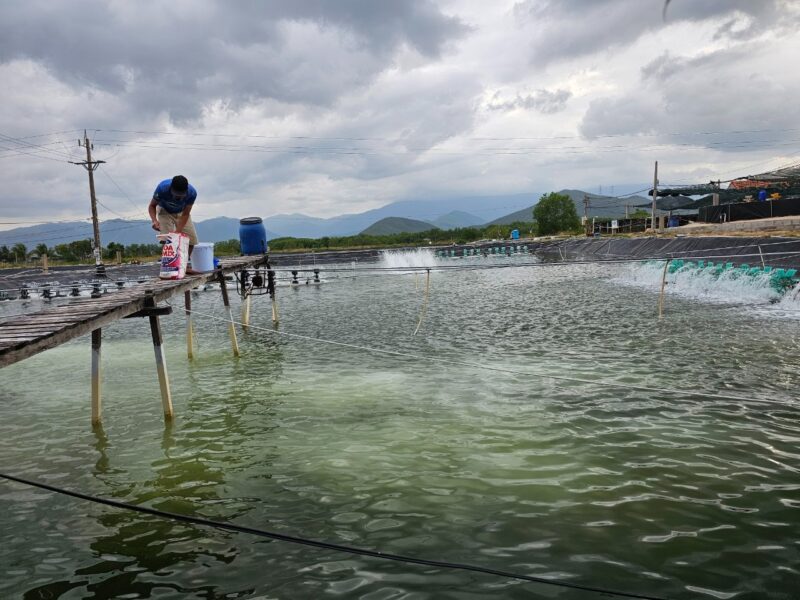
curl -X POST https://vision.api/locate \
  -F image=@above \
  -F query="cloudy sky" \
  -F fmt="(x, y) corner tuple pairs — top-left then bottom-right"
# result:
(1, 0), (799, 228)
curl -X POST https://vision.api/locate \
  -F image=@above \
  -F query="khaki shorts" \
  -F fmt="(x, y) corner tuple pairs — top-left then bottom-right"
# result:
(157, 208), (198, 246)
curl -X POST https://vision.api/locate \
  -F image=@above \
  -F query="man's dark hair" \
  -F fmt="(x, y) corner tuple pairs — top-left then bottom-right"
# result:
(171, 175), (189, 193)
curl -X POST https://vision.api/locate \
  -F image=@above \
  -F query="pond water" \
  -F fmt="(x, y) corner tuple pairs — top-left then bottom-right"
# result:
(1, 250), (799, 599)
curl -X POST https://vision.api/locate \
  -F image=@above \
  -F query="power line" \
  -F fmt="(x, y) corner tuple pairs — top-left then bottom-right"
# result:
(0, 143), (71, 164)
(1, 221), (150, 246)
(0, 132), (75, 161)
(0, 140), (72, 159)
(100, 168), (150, 220)
(96, 125), (800, 142)
(90, 136), (800, 157)
(0, 472), (670, 600)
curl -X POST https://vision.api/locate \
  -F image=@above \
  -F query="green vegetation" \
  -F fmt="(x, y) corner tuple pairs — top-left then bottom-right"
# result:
(532, 192), (581, 236)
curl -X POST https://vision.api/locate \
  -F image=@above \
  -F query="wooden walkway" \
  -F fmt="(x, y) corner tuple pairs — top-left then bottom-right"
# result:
(0, 255), (268, 368)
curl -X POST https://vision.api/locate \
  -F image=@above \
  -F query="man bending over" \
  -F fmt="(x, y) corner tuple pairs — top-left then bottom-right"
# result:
(148, 175), (199, 270)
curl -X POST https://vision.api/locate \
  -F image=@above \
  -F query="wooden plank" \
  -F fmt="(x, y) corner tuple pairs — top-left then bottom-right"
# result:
(0, 299), (148, 366)
(0, 255), (268, 368)
(3, 316), (79, 324)
(0, 323), (66, 329)
(0, 328), (61, 335)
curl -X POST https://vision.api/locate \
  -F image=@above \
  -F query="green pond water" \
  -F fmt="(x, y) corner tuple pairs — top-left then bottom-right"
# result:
(1, 254), (799, 599)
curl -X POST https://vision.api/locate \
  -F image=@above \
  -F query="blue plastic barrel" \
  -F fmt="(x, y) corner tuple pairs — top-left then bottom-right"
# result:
(239, 217), (267, 255)
(511, 229), (520, 239)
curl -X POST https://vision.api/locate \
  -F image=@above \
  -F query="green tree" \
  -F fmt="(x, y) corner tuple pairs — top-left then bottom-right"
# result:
(35, 243), (49, 257)
(533, 192), (581, 236)
(11, 243), (27, 262)
(0, 245), (9, 262)
(105, 242), (125, 260)
(215, 239), (240, 255)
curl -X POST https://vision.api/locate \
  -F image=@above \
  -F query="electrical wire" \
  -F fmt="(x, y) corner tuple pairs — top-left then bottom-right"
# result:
(0, 143), (71, 164)
(100, 168), (152, 221)
(4, 221), (151, 246)
(0, 141), (72, 159)
(0, 471), (669, 600)
(90, 136), (800, 158)
(95, 125), (800, 143)
(0, 132), (75, 161)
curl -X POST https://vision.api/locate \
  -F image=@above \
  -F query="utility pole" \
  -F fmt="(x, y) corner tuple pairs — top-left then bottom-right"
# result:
(650, 160), (659, 233)
(72, 131), (106, 277)
(583, 194), (591, 237)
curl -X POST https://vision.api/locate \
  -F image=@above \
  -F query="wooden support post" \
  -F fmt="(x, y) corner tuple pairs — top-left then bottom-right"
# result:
(271, 295), (279, 325)
(43, 253), (49, 273)
(242, 293), (251, 332)
(145, 290), (174, 420)
(184, 290), (194, 360)
(91, 328), (102, 425)
(658, 259), (671, 319)
(268, 269), (279, 325)
(217, 272), (240, 356)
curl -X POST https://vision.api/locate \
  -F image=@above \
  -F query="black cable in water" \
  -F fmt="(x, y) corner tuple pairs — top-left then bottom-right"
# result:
(0, 472), (670, 600)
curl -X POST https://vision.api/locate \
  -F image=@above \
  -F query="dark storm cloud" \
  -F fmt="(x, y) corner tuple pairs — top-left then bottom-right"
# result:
(513, 0), (794, 65)
(0, 0), (468, 122)
(487, 88), (572, 114)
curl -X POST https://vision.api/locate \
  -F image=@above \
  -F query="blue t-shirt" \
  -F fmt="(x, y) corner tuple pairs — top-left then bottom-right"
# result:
(153, 179), (197, 214)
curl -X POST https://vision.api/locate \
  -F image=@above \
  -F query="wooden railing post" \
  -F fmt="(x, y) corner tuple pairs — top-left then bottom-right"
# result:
(184, 290), (194, 359)
(145, 290), (174, 420)
(217, 272), (240, 356)
(91, 328), (102, 425)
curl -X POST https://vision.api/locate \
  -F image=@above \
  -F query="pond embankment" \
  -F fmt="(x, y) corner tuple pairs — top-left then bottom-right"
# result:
(539, 235), (800, 270)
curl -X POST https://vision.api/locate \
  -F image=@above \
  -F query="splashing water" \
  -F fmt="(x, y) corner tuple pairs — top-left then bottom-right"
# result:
(379, 248), (440, 270)
(616, 261), (800, 312)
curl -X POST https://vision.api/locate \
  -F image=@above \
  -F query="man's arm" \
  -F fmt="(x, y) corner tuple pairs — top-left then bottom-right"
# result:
(148, 198), (160, 231)
(175, 202), (193, 234)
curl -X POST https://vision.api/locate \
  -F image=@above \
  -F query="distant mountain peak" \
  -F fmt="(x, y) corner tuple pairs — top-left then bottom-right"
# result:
(360, 217), (437, 236)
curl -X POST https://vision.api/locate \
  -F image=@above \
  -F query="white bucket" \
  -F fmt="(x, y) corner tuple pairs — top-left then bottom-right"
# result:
(192, 242), (215, 272)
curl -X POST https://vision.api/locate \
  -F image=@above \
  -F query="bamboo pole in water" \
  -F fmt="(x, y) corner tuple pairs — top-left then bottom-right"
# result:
(184, 291), (194, 360)
(242, 293), (251, 332)
(271, 296), (279, 324)
(268, 269), (279, 325)
(217, 272), (240, 356)
(91, 328), (102, 425)
(145, 290), (174, 420)
(658, 259), (671, 319)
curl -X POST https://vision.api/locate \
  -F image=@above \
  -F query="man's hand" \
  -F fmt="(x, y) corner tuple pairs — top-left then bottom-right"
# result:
(151, 220), (161, 232)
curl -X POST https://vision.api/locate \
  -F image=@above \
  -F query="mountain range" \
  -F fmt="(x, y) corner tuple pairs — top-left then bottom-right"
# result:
(0, 190), (644, 247)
